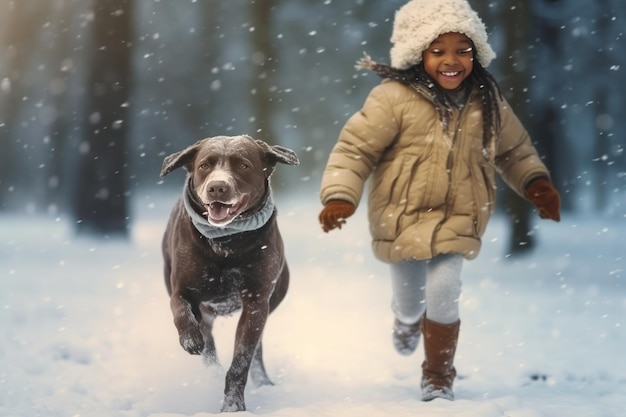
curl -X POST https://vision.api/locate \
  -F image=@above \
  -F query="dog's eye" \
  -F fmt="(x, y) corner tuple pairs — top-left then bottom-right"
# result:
(198, 163), (209, 170)
(239, 163), (248, 170)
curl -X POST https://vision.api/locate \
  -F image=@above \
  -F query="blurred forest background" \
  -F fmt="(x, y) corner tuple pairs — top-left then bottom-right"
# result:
(0, 0), (624, 252)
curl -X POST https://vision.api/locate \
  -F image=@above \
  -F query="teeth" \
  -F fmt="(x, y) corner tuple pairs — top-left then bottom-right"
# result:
(442, 71), (460, 77)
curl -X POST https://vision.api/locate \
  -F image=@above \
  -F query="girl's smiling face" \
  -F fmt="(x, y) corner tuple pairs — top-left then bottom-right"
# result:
(422, 32), (474, 91)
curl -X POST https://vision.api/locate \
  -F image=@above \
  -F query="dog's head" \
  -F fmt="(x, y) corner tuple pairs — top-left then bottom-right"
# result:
(160, 135), (299, 227)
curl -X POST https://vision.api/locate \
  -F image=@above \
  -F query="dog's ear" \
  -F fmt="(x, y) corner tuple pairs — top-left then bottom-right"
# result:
(269, 145), (300, 167)
(255, 140), (300, 167)
(160, 140), (204, 177)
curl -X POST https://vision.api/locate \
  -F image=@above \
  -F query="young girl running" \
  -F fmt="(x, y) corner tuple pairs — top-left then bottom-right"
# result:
(318, 0), (560, 402)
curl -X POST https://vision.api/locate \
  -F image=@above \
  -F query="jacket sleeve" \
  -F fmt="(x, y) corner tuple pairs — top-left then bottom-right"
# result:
(494, 98), (551, 196)
(319, 82), (402, 207)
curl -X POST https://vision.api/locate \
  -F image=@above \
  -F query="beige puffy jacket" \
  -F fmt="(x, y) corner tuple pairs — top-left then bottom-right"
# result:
(320, 80), (550, 263)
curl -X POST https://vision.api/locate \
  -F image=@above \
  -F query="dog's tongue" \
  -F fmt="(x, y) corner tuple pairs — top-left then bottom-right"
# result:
(207, 202), (231, 221)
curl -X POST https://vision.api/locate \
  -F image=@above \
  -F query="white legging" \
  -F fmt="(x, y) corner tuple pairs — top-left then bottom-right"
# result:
(390, 253), (463, 325)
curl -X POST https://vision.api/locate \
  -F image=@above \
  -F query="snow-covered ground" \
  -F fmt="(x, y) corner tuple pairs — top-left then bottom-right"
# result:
(1, 191), (624, 417)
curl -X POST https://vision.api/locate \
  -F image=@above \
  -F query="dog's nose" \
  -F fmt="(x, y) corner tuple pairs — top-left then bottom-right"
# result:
(207, 180), (230, 199)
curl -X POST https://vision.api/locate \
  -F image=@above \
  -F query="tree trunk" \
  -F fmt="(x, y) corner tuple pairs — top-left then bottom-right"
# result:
(73, 0), (132, 236)
(500, 0), (535, 255)
(0, 1), (51, 210)
(249, 0), (277, 142)
(249, 0), (289, 188)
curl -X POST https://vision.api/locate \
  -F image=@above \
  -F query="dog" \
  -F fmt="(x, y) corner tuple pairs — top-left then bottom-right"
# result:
(160, 135), (299, 412)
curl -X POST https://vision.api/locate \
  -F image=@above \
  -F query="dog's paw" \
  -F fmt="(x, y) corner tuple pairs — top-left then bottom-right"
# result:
(249, 362), (273, 387)
(221, 394), (246, 413)
(202, 346), (220, 366)
(250, 371), (273, 388)
(179, 330), (205, 355)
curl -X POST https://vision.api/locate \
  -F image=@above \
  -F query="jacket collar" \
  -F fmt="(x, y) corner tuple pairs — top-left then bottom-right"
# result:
(182, 178), (275, 239)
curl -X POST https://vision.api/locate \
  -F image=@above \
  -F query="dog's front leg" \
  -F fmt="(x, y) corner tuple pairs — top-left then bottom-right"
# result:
(199, 302), (219, 366)
(221, 300), (269, 412)
(170, 294), (204, 355)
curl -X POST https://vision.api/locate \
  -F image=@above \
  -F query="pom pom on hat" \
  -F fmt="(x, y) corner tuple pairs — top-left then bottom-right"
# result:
(390, 0), (496, 69)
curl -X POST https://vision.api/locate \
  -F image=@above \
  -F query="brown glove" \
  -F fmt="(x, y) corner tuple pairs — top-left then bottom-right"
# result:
(524, 178), (561, 222)
(319, 200), (356, 232)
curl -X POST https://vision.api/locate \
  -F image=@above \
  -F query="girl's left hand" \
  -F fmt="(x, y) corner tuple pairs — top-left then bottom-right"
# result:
(319, 200), (356, 232)
(524, 178), (561, 222)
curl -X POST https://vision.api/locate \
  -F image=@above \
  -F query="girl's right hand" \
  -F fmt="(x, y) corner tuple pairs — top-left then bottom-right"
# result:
(319, 200), (356, 232)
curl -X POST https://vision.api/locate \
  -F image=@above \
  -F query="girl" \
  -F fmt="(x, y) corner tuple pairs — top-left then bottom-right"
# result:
(318, 0), (560, 402)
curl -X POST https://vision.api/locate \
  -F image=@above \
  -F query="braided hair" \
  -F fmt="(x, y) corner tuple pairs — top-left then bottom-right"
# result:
(356, 50), (502, 157)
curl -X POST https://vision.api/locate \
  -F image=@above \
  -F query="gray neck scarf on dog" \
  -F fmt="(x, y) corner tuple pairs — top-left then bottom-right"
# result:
(182, 178), (275, 239)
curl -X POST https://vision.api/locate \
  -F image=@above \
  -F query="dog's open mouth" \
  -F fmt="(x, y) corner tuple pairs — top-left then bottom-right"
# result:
(204, 197), (248, 226)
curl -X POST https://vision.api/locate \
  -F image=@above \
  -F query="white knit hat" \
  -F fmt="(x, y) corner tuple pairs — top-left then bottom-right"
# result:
(390, 0), (496, 69)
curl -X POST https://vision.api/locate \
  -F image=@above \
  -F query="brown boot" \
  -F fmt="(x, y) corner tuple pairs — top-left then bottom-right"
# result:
(421, 318), (460, 401)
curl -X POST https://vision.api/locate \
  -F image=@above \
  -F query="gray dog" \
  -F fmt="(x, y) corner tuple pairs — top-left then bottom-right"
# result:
(160, 135), (299, 412)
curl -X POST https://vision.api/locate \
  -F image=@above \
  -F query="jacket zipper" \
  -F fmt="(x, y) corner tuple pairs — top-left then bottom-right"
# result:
(430, 106), (467, 257)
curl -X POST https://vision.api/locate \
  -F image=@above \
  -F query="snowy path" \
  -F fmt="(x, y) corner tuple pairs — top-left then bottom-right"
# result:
(1, 193), (624, 416)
